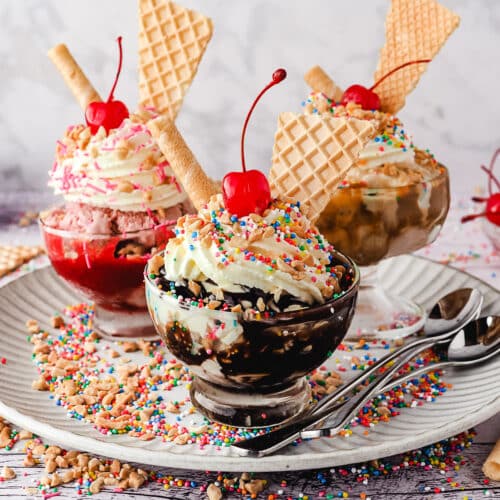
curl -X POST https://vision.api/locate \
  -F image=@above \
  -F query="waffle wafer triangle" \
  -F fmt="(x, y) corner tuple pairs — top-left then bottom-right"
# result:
(374, 0), (460, 114)
(0, 246), (45, 278)
(269, 112), (377, 219)
(138, 0), (213, 121)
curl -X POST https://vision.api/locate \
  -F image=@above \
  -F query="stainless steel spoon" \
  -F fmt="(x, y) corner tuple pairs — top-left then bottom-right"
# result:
(373, 314), (500, 392)
(232, 288), (483, 457)
(307, 288), (483, 418)
(302, 315), (500, 439)
(233, 315), (498, 457)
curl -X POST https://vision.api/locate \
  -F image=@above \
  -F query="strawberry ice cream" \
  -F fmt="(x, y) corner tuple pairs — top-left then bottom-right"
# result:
(41, 109), (194, 338)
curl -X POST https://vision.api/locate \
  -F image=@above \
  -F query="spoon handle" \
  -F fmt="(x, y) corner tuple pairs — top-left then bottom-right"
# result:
(232, 341), (434, 456)
(303, 342), (432, 438)
(378, 361), (448, 391)
(308, 336), (434, 417)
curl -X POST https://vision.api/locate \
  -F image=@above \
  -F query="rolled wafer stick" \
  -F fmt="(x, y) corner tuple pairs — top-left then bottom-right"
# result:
(48, 43), (102, 110)
(483, 438), (500, 480)
(304, 65), (344, 102)
(147, 116), (217, 209)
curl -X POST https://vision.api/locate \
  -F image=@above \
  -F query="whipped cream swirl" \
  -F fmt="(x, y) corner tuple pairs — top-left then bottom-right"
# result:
(303, 92), (440, 187)
(162, 195), (345, 306)
(49, 112), (187, 212)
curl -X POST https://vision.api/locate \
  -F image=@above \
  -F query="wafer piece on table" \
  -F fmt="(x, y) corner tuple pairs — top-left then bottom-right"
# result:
(483, 438), (500, 480)
(374, 0), (460, 114)
(304, 66), (344, 102)
(138, 0), (213, 121)
(0, 246), (45, 278)
(147, 116), (217, 209)
(48, 44), (102, 110)
(269, 112), (377, 219)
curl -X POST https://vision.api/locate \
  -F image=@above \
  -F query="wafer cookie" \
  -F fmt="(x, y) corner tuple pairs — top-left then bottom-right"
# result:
(48, 44), (102, 110)
(270, 112), (376, 219)
(0, 246), (45, 278)
(374, 0), (460, 114)
(304, 66), (343, 102)
(483, 439), (500, 480)
(139, 0), (213, 121)
(147, 116), (217, 209)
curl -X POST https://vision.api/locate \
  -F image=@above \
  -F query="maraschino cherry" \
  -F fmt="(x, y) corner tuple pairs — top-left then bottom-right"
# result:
(461, 148), (500, 226)
(341, 59), (432, 111)
(85, 36), (129, 134)
(222, 68), (287, 218)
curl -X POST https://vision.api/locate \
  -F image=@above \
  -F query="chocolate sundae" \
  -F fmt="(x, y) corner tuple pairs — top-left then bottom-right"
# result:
(145, 70), (367, 427)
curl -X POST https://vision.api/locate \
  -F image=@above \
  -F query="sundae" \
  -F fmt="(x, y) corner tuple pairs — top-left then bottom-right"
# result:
(301, 93), (449, 265)
(269, 0), (459, 338)
(40, 0), (213, 338)
(145, 70), (373, 427)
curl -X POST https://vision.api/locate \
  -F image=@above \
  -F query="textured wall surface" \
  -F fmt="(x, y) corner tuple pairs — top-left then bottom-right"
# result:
(0, 0), (499, 195)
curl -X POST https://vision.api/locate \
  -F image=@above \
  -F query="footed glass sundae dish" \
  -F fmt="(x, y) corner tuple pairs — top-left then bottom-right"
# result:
(145, 69), (365, 426)
(270, 0), (459, 339)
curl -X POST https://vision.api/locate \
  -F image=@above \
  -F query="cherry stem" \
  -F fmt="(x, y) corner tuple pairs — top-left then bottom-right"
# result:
(485, 148), (500, 195)
(241, 69), (287, 172)
(481, 164), (500, 194)
(370, 59), (432, 91)
(472, 196), (488, 203)
(461, 212), (494, 223)
(107, 36), (124, 103)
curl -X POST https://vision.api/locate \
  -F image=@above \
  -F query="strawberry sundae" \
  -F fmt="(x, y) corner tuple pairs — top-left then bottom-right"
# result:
(40, 2), (213, 336)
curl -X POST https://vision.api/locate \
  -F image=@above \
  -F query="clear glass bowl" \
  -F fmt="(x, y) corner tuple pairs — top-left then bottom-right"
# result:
(40, 214), (175, 339)
(145, 251), (359, 428)
(316, 166), (450, 339)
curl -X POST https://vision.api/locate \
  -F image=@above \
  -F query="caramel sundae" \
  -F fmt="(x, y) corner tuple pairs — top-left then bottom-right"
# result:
(302, 94), (449, 265)
(269, 0), (459, 338)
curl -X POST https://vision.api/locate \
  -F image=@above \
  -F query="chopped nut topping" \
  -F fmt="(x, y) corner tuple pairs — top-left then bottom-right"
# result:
(117, 180), (134, 193)
(188, 280), (201, 297)
(1, 466), (16, 480)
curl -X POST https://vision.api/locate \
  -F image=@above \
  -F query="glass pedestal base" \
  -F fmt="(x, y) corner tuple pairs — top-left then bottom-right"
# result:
(93, 305), (158, 340)
(190, 377), (312, 428)
(346, 263), (425, 340)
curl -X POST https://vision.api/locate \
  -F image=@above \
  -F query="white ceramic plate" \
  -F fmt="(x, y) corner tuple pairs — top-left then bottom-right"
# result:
(0, 255), (498, 472)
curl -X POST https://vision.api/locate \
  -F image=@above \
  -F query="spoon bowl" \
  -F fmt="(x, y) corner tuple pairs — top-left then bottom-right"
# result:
(440, 315), (500, 362)
(424, 288), (483, 337)
(379, 315), (500, 390)
(309, 288), (483, 417)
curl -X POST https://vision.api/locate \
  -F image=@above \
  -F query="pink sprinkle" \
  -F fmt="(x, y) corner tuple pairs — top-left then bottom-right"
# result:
(56, 140), (67, 154)
(82, 241), (92, 270)
(60, 165), (80, 192)
(85, 183), (106, 194)
(146, 207), (160, 226)
(154, 163), (168, 183)
(131, 124), (145, 134)
(103, 179), (118, 190)
(43, 493), (61, 499)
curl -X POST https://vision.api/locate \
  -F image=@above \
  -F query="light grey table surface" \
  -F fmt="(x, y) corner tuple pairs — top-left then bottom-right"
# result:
(0, 190), (498, 499)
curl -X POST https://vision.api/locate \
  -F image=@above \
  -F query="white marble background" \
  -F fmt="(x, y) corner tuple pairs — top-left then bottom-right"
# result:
(0, 0), (499, 196)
